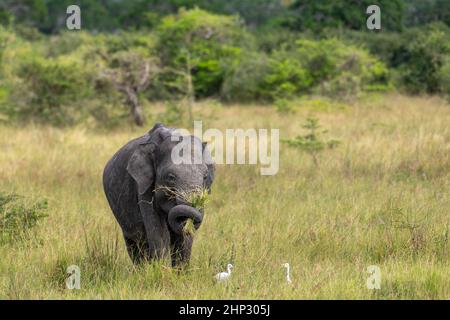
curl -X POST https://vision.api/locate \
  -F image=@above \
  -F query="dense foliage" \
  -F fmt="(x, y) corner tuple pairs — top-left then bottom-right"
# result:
(1, 0), (448, 32)
(284, 0), (405, 32)
(0, 2), (449, 126)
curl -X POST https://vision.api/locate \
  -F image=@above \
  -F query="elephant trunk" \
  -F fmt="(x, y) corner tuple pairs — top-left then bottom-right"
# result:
(168, 204), (203, 235)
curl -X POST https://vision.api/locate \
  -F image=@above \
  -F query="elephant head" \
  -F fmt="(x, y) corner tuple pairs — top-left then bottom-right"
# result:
(126, 123), (215, 235)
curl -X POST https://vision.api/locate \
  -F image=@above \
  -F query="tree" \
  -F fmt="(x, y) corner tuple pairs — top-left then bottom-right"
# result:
(283, 117), (339, 166)
(404, 0), (450, 27)
(101, 51), (160, 126)
(398, 24), (449, 93)
(157, 8), (246, 120)
(284, 0), (404, 32)
(0, 0), (48, 28)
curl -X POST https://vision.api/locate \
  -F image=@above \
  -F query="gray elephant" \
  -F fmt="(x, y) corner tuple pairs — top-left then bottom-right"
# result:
(103, 123), (215, 266)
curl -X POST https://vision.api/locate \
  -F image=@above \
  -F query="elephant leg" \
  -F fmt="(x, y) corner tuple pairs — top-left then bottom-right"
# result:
(170, 232), (193, 267)
(139, 199), (171, 261)
(124, 234), (148, 265)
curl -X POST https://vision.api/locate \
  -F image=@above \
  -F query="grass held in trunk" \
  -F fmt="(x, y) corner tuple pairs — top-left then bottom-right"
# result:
(183, 188), (210, 210)
(183, 219), (196, 235)
(155, 186), (210, 234)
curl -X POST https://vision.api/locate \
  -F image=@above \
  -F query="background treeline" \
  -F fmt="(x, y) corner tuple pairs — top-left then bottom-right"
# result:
(0, 0), (449, 126)
(1, 0), (449, 32)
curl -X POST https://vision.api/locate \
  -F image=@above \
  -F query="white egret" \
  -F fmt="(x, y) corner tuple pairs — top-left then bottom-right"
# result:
(215, 264), (233, 282)
(283, 263), (292, 284)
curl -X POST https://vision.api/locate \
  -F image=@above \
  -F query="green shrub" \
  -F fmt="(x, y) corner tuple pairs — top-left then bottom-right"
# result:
(338, 30), (406, 67)
(283, 117), (340, 166)
(97, 32), (159, 60)
(274, 98), (297, 114)
(397, 24), (449, 94)
(0, 27), (10, 109)
(254, 38), (389, 101)
(284, 0), (404, 32)
(221, 44), (313, 102)
(221, 50), (271, 101)
(295, 39), (340, 85)
(327, 25), (449, 95)
(261, 50), (313, 100)
(0, 192), (48, 245)
(10, 56), (95, 126)
(320, 72), (362, 101)
(157, 8), (249, 98)
(256, 28), (301, 54)
(296, 39), (390, 98)
(224, 37), (389, 102)
(0, 26), (11, 64)
(45, 31), (96, 57)
(13, 25), (43, 42)
(1, 29), (162, 128)
(439, 56), (450, 97)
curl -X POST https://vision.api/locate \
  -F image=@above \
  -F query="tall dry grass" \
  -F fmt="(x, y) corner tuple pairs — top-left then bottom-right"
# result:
(0, 94), (449, 299)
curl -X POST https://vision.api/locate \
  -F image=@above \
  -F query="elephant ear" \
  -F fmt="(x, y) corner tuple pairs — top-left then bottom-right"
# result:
(127, 123), (170, 195)
(127, 143), (155, 195)
(202, 142), (215, 191)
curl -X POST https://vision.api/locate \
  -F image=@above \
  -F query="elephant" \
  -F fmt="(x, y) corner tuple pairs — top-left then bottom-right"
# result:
(102, 123), (215, 266)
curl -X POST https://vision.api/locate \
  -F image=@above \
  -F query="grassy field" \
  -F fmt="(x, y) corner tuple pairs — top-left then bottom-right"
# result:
(0, 94), (449, 299)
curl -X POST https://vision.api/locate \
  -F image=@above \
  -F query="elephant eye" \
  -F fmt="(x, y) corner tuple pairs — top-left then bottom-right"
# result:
(166, 173), (177, 183)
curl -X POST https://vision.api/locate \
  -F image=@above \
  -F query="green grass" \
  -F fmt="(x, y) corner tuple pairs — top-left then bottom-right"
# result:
(0, 94), (449, 299)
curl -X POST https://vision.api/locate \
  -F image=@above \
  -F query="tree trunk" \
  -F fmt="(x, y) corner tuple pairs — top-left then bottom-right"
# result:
(185, 51), (194, 123)
(125, 87), (145, 126)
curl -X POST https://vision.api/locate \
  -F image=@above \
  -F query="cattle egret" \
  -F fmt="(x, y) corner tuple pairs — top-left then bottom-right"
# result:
(283, 263), (292, 284)
(215, 264), (233, 281)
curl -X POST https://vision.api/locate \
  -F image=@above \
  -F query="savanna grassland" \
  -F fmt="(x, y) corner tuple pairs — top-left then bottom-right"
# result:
(0, 94), (449, 299)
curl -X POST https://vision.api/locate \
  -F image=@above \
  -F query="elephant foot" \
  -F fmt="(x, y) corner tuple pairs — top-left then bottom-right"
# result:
(124, 236), (149, 265)
(170, 233), (193, 268)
